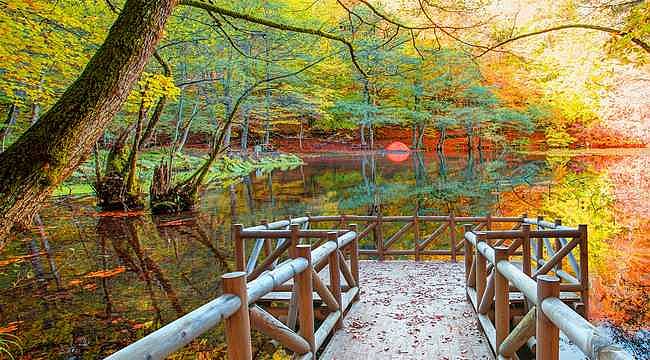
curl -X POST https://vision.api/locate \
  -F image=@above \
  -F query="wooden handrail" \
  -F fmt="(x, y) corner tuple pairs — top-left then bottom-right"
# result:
(106, 227), (359, 360)
(464, 224), (633, 360)
(296, 213), (526, 261)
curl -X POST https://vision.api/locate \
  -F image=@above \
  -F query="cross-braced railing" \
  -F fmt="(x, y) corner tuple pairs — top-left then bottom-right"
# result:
(463, 221), (633, 360)
(105, 219), (360, 360)
(307, 213), (521, 261)
(105, 213), (633, 360)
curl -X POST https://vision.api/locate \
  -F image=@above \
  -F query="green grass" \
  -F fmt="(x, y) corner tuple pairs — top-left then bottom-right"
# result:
(53, 151), (304, 197)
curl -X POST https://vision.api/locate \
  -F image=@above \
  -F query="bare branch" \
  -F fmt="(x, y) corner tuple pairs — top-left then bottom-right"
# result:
(179, 0), (368, 77)
(478, 23), (650, 57)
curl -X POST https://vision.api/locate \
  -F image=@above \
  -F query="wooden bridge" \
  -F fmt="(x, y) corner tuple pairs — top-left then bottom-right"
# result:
(105, 214), (634, 360)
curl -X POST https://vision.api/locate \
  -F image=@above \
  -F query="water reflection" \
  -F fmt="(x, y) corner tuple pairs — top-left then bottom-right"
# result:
(0, 149), (648, 358)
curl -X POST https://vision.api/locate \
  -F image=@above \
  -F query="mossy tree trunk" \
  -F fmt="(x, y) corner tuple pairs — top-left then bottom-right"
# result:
(0, 0), (177, 243)
(139, 52), (172, 149)
(95, 97), (148, 211)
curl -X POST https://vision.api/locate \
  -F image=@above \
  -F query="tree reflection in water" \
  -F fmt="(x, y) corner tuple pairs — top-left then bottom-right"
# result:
(0, 150), (648, 358)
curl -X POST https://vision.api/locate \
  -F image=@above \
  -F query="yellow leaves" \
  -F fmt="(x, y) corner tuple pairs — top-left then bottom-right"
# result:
(272, 349), (291, 360)
(257, 348), (291, 360)
(0, 0), (113, 106)
(544, 126), (575, 148)
(124, 73), (180, 113)
(139, 73), (180, 106)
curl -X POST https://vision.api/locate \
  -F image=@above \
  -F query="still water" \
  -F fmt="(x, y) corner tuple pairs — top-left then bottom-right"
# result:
(0, 149), (648, 359)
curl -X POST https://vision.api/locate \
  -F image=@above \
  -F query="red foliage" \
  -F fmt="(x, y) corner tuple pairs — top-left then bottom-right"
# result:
(568, 123), (646, 148)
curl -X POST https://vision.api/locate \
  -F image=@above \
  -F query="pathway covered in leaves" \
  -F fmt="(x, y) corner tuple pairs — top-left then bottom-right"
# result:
(321, 261), (493, 360)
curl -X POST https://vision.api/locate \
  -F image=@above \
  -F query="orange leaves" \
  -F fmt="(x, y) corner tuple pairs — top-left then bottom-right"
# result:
(85, 267), (126, 279)
(93, 210), (145, 218)
(0, 321), (21, 334)
(68, 267), (127, 288)
(157, 218), (195, 227)
(0, 253), (45, 267)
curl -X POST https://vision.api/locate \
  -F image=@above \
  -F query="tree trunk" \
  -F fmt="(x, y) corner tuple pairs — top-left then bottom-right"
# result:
(139, 52), (172, 149)
(0, 0), (177, 243)
(437, 127), (446, 152)
(139, 95), (168, 149)
(417, 124), (425, 149)
(241, 105), (250, 153)
(1, 104), (18, 151)
(30, 103), (41, 125)
(411, 124), (417, 149)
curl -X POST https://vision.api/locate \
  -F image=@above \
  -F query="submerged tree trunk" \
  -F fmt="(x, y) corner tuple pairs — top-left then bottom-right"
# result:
(0, 0), (176, 242)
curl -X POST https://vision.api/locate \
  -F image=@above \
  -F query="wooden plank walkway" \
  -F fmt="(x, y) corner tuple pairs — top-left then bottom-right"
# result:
(321, 261), (493, 360)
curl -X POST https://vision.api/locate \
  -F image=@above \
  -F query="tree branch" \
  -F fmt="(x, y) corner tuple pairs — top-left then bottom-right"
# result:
(478, 24), (650, 57)
(179, 0), (367, 77)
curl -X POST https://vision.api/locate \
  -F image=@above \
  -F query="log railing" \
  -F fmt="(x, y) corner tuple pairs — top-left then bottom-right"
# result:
(105, 213), (632, 360)
(463, 225), (633, 360)
(306, 213), (521, 261)
(105, 220), (359, 360)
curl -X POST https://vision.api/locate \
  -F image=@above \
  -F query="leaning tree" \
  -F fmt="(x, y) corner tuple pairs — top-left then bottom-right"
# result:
(1, 0), (647, 248)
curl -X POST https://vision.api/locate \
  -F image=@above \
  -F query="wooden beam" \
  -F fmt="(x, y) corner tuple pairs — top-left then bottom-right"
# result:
(338, 250), (356, 288)
(248, 238), (292, 281)
(499, 306), (536, 358)
(312, 268), (339, 312)
(418, 222), (448, 250)
(479, 269), (495, 314)
(532, 238), (579, 278)
(249, 305), (310, 354)
(383, 221), (414, 249)
(476, 233), (488, 305)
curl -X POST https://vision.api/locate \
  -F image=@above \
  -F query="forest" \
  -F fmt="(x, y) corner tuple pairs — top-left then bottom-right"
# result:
(0, 0), (649, 238)
(0, 0), (649, 359)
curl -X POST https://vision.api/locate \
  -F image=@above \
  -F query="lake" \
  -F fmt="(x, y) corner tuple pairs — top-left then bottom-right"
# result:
(0, 149), (648, 359)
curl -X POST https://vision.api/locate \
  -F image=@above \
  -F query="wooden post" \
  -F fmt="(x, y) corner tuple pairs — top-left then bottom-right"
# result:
(486, 212), (492, 231)
(349, 224), (360, 290)
(376, 211), (384, 261)
(450, 212), (457, 262)
(536, 275), (560, 360)
(554, 219), (562, 272)
(475, 232), (487, 305)
(494, 247), (510, 352)
(579, 224), (589, 320)
(522, 224), (532, 276)
(261, 220), (272, 259)
(233, 224), (245, 272)
(414, 211), (421, 261)
(518, 212), (528, 231)
(290, 223), (301, 250)
(536, 216), (544, 270)
(463, 224), (473, 286)
(222, 272), (252, 360)
(328, 232), (343, 330)
(294, 245), (316, 354)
